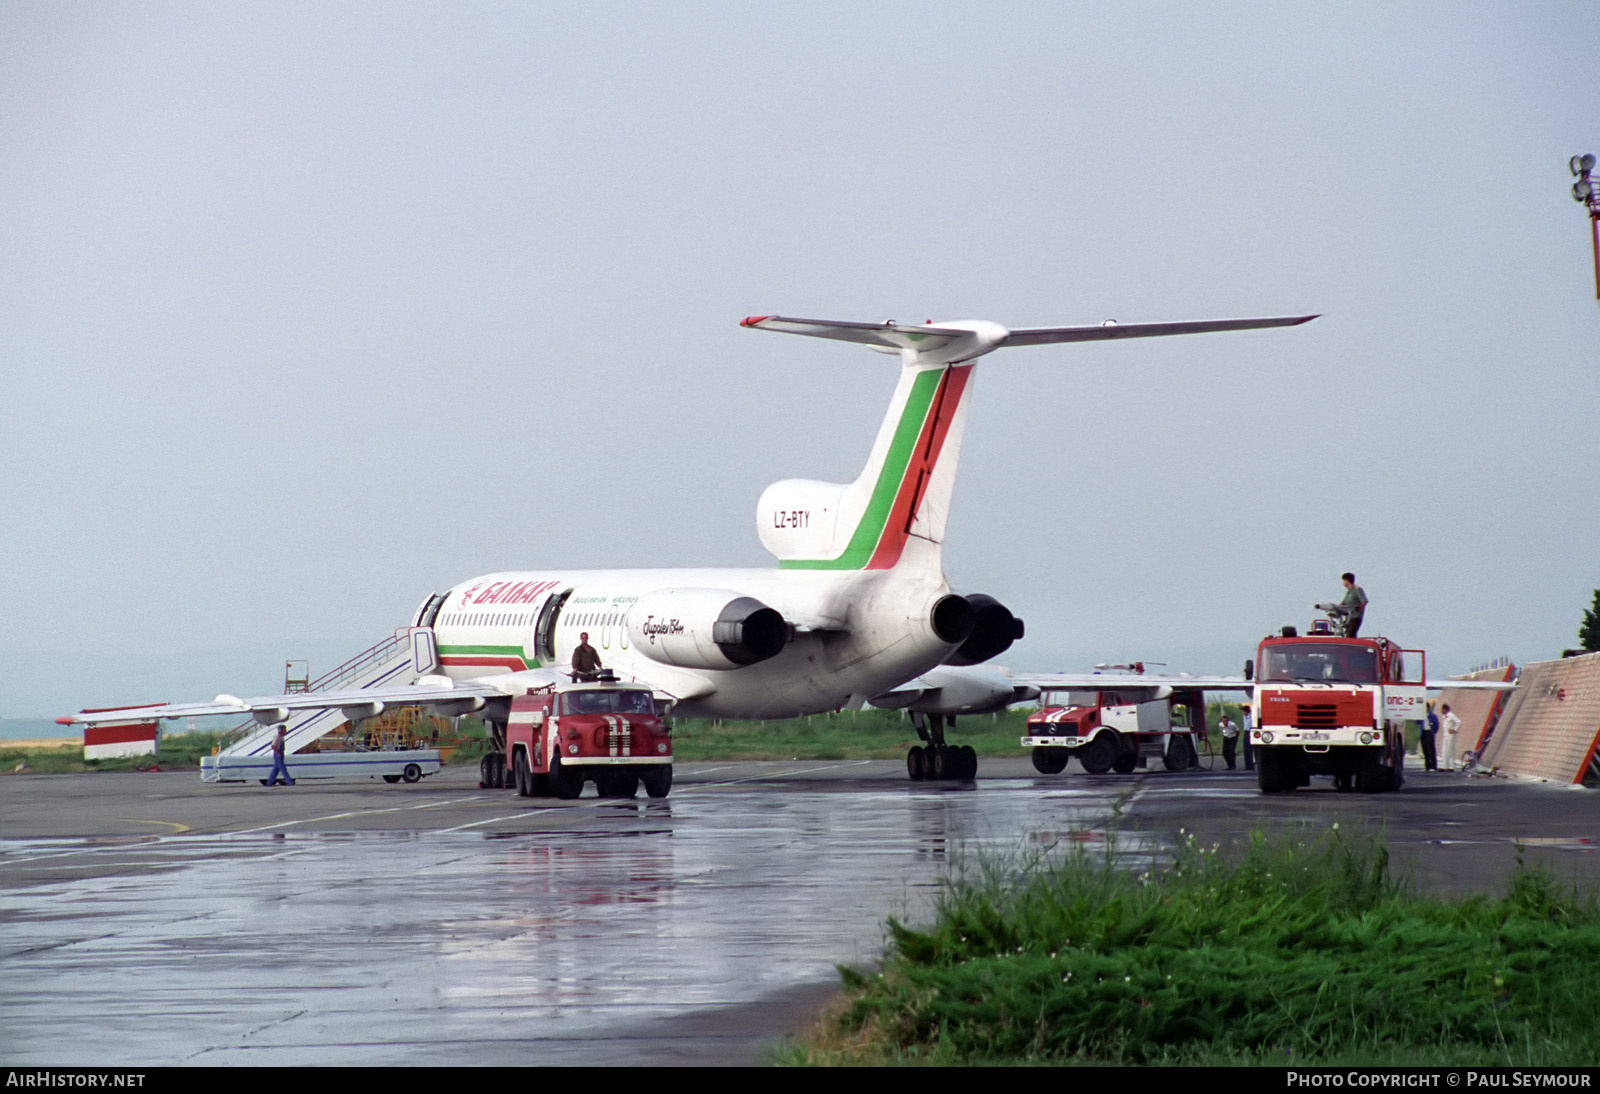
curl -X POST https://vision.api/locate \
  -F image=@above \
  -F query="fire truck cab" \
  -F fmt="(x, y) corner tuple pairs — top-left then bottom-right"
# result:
(1249, 623), (1425, 794)
(494, 675), (673, 800)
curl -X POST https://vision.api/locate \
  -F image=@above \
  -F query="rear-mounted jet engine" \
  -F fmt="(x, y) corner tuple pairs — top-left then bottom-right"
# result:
(628, 589), (789, 670)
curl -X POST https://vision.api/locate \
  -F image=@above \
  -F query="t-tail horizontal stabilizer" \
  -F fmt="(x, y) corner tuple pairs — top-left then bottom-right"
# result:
(741, 313), (1318, 363)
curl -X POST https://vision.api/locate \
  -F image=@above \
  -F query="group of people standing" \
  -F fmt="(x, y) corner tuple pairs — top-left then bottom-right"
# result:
(1214, 702), (1464, 773)
(1421, 702), (1464, 771)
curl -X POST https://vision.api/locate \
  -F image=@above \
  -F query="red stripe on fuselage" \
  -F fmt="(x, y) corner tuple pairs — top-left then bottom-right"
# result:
(865, 364), (972, 569)
(439, 654), (530, 671)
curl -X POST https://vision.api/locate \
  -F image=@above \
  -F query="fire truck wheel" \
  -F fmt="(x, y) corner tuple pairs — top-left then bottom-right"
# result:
(642, 764), (672, 799)
(402, 763), (422, 784)
(1078, 734), (1114, 774)
(959, 745), (978, 779)
(1355, 750), (1388, 794)
(513, 752), (530, 797)
(550, 754), (585, 800)
(1031, 748), (1069, 775)
(1112, 737), (1137, 774)
(490, 752), (507, 790)
(1162, 736), (1194, 772)
(907, 746), (928, 781)
(1256, 750), (1295, 793)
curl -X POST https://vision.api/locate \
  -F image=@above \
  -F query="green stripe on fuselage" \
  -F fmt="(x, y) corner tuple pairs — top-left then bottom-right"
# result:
(779, 367), (941, 570)
(437, 644), (540, 667)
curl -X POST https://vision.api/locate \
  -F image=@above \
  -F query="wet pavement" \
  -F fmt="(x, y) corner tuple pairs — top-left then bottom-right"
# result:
(1, 761), (1593, 1065)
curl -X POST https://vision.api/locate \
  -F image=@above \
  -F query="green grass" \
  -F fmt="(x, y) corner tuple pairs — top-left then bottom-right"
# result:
(0, 731), (224, 774)
(782, 828), (1600, 1066)
(668, 708), (1032, 761)
(1, 706), (1030, 771)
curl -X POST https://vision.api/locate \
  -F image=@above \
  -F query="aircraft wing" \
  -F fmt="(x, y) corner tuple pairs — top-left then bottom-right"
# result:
(1424, 678), (1519, 691)
(57, 672), (564, 727)
(1015, 673), (1516, 693)
(1012, 672), (1252, 692)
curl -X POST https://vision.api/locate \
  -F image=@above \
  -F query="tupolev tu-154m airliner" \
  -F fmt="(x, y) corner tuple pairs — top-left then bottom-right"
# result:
(62, 311), (1316, 784)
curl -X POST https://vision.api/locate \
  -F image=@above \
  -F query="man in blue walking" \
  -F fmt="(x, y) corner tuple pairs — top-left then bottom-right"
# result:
(264, 723), (295, 786)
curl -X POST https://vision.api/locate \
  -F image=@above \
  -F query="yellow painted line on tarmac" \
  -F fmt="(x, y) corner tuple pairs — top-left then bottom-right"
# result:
(114, 819), (191, 834)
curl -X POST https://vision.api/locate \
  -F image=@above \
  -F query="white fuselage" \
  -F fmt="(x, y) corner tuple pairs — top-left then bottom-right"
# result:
(430, 564), (958, 719)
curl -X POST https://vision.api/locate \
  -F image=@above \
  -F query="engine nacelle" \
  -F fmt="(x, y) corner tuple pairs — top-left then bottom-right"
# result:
(628, 589), (789, 671)
(944, 593), (1024, 665)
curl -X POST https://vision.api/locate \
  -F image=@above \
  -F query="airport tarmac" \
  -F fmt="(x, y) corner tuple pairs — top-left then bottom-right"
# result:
(1, 760), (1595, 1066)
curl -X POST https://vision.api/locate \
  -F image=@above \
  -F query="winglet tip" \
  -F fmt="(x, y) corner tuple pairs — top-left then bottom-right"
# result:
(740, 315), (772, 328)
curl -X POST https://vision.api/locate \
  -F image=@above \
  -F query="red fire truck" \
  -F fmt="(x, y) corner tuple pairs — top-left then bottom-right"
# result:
(1249, 619), (1425, 794)
(483, 675), (673, 799)
(1022, 665), (1228, 775)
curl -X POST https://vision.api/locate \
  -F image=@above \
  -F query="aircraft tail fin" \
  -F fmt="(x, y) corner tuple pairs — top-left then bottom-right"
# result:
(744, 312), (1316, 573)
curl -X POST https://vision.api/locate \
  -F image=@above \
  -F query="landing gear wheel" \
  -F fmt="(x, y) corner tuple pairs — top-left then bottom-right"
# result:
(959, 745), (978, 779)
(1031, 747), (1069, 775)
(478, 755), (494, 789)
(384, 775), (401, 784)
(907, 746), (927, 781)
(641, 764), (672, 799)
(402, 763), (422, 784)
(1334, 773), (1354, 792)
(1078, 734), (1114, 775)
(930, 747), (950, 780)
(550, 753), (584, 800)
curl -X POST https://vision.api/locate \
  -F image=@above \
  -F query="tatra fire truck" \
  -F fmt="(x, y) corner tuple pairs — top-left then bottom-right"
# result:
(1248, 617), (1425, 794)
(479, 673), (673, 800)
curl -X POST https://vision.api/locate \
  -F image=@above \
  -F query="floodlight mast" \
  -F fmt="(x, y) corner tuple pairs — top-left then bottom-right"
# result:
(1572, 153), (1600, 306)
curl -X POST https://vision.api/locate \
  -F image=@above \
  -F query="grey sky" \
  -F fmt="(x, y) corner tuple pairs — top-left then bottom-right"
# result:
(4, 2), (1596, 717)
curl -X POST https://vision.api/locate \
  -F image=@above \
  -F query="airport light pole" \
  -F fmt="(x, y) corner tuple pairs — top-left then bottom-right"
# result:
(1572, 154), (1600, 306)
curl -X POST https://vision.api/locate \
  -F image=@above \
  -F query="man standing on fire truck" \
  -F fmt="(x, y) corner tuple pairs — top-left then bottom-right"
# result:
(572, 631), (603, 680)
(1338, 573), (1368, 637)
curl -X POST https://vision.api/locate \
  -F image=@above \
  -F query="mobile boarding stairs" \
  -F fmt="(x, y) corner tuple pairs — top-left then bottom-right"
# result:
(199, 627), (444, 784)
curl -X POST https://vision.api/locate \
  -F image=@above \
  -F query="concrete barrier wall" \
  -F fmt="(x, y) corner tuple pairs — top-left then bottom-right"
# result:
(1479, 651), (1600, 784)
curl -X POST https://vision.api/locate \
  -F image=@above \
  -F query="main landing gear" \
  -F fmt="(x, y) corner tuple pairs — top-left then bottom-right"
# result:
(906, 712), (978, 781)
